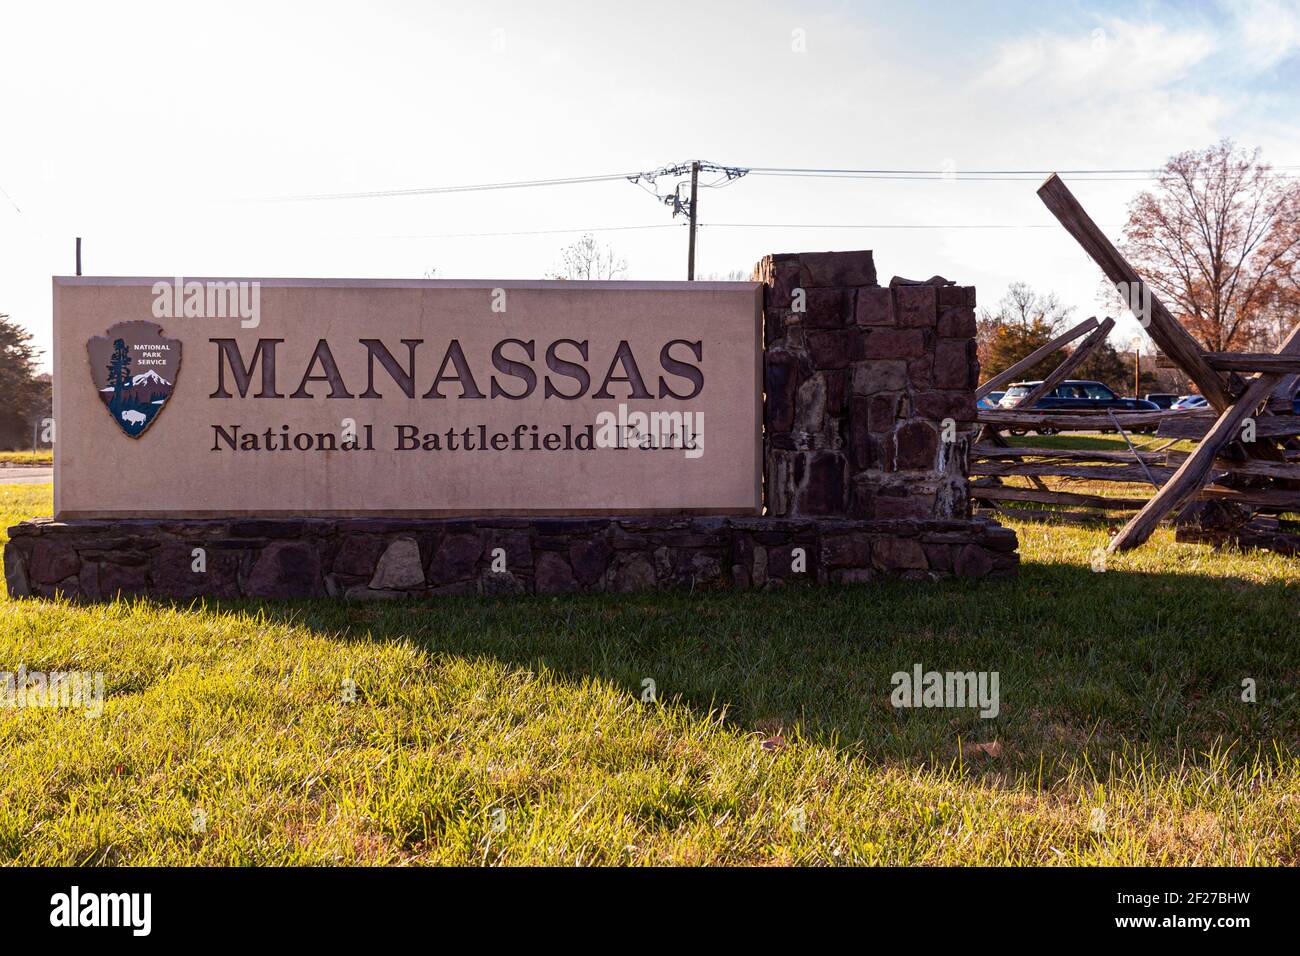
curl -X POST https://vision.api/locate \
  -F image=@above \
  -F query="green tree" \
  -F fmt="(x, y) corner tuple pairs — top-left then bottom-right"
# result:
(0, 315), (42, 449)
(1074, 338), (1127, 392)
(977, 283), (1073, 382)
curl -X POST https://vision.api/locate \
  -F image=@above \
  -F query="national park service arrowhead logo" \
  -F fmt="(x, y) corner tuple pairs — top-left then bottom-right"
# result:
(88, 321), (181, 438)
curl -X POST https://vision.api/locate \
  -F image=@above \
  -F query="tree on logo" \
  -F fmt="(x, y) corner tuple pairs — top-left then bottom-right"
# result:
(106, 338), (131, 413)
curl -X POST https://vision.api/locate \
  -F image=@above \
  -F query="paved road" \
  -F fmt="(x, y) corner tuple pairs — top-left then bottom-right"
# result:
(0, 467), (52, 485)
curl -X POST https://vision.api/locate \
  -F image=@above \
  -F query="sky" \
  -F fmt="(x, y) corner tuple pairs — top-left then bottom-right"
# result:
(2, 0), (1300, 371)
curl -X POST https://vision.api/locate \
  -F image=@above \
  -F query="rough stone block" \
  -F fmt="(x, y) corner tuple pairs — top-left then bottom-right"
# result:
(873, 491), (936, 520)
(822, 534), (871, 568)
(938, 285), (976, 308)
(913, 390), (977, 422)
(4, 545), (30, 597)
(428, 533), (482, 585)
(871, 537), (928, 571)
(610, 553), (657, 592)
(29, 540), (79, 584)
(333, 534), (386, 577)
(862, 328), (925, 359)
(894, 285), (938, 327)
(370, 537), (426, 590)
(852, 360), (908, 395)
(855, 287), (894, 326)
(937, 306), (977, 338)
(569, 538), (613, 586)
(867, 392), (902, 434)
(247, 540), (324, 598)
(765, 259), (803, 310)
(806, 329), (861, 369)
(955, 544), (995, 578)
(98, 562), (149, 597)
(535, 551), (578, 593)
(934, 339), (975, 390)
(765, 348), (803, 433)
(794, 451), (846, 516)
(803, 288), (854, 329)
(894, 420), (939, 470)
(798, 250), (877, 288)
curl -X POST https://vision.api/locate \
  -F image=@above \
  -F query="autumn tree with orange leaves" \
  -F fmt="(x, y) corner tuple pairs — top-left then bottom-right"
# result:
(1120, 140), (1300, 353)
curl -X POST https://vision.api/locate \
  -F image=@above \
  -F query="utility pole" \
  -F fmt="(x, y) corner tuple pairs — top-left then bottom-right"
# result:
(1132, 336), (1142, 397)
(75, 237), (82, 276)
(686, 161), (699, 280)
(626, 160), (747, 280)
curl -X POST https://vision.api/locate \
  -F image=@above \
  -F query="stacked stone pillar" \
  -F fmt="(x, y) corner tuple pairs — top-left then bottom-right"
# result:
(757, 251), (978, 520)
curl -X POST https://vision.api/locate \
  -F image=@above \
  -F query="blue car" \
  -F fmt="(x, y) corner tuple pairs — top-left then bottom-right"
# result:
(997, 379), (1160, 435)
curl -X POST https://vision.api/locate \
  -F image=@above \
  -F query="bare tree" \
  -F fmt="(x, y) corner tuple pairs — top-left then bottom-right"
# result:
(976, 283), (1074, 377)
(547, 234), (627, 280)
(1120, 140), (1300, 352)
(982, 282), (1073, 331)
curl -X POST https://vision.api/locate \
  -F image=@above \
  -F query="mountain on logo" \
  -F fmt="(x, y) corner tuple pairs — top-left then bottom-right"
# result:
(99, 369), (172, 392)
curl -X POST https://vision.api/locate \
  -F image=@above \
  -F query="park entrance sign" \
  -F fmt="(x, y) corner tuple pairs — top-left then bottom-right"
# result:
(10, 252), (1017, 601)
(54, 278), (763, 518)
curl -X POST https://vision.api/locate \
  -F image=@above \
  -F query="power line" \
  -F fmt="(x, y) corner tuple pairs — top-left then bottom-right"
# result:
(381, 220), (1122, 240)
(253, 160), (1300, 203)
(386, 223), (683, 239)
(259, 171), (637, 202)
(747, 171), (1300, 182)
(703, 221), (1125, 229)
(0, 181), (20, 213)
(746, 164), (1300, 176)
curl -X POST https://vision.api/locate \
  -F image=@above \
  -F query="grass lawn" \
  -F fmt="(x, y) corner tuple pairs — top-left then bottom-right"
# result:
(1, 482), (1297, 865)
(0, 451), (52, 466)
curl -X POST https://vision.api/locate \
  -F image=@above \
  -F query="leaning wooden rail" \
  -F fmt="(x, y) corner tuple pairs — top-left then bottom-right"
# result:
(1010, 318), (1115, 410)
(1036, 174), (1231, 410)
(971, 175), (1299, 554)
(972, 444), (1168, 463)
(1206, 353), (1300, 374)
(1156, 415), (1300, 441)
(1107, 319), (1300, 552)
(977, 408), (1182, 430)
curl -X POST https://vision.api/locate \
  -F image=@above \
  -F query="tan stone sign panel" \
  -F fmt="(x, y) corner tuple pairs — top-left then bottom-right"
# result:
(54, 278), (762, 518)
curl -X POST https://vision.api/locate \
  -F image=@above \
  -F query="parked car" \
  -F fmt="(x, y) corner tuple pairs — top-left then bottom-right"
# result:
(1171, 394), (1209, 410)
(997, 380), (1160, 435)
(1143, 393), (1178, 409)
(977, 390), (1005, 410)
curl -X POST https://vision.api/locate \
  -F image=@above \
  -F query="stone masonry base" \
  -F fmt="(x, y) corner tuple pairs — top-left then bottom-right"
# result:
(4, 514), (1017, 601)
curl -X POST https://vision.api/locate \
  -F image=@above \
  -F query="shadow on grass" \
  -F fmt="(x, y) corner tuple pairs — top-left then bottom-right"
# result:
(208, 556), (1300, 784)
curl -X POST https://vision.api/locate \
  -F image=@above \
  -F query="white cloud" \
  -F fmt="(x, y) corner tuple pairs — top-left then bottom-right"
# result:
(1222, 0), (1300, 69)
(980, 19), (1217, 94)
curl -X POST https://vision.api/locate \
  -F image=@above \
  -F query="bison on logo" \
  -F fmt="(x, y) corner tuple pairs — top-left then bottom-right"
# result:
(87, 321), (181, 438)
